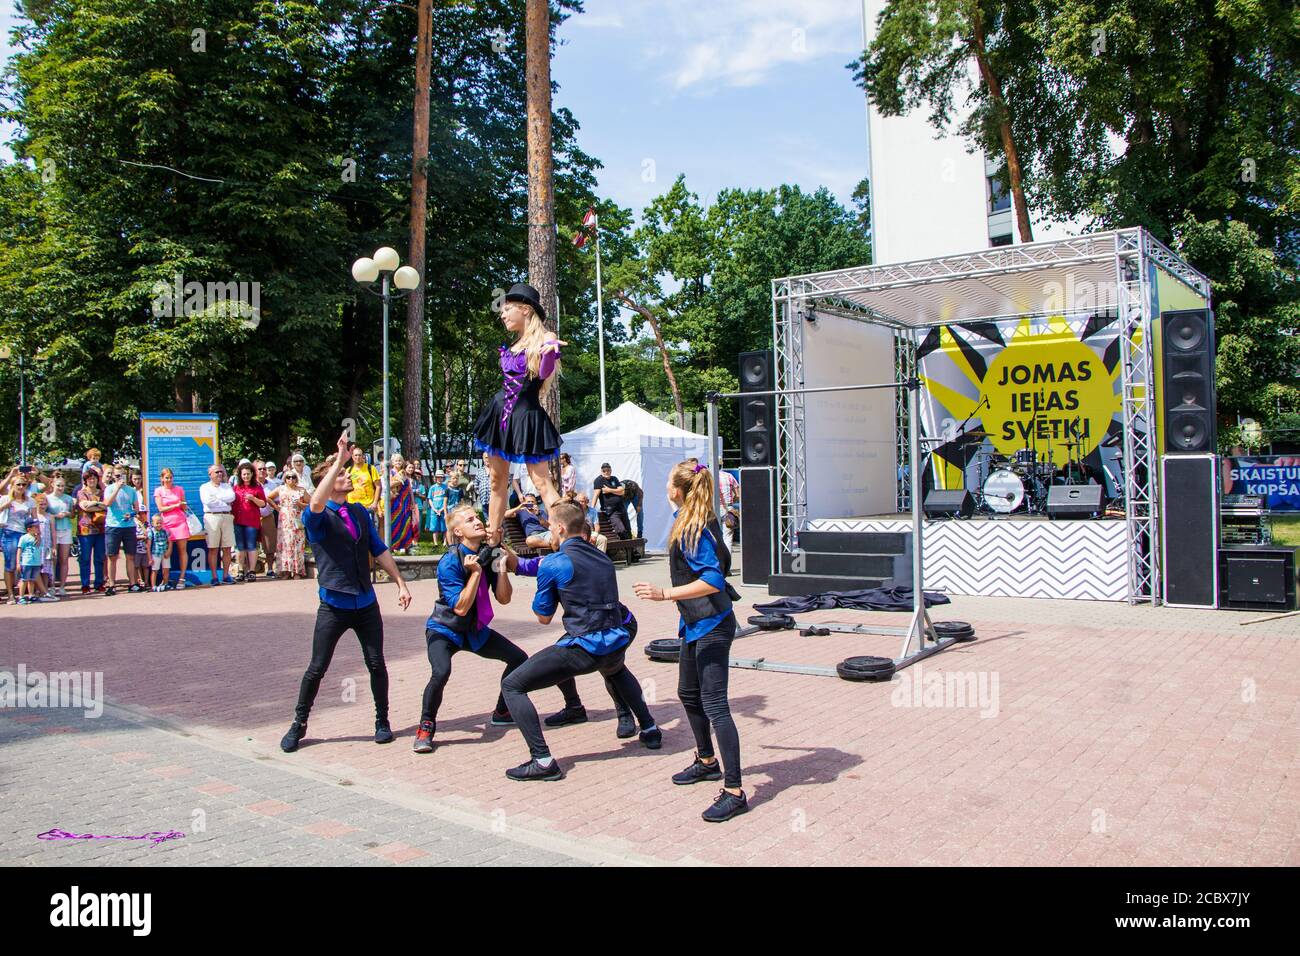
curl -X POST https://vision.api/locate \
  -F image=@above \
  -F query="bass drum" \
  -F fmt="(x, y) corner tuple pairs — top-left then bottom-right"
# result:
(982, 468), (1026, 514)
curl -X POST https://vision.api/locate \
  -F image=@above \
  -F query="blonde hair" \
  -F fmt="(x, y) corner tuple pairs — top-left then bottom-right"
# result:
(512, 304), (560, 400)
(447, 503), (478, 540)
(668, 460), (715, 554)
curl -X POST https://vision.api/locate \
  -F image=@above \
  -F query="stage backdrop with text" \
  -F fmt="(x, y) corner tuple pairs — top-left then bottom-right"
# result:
(139, 413), (220, 525)
(917, 315), (1126, 496)
(1224, 456), (1300, 512)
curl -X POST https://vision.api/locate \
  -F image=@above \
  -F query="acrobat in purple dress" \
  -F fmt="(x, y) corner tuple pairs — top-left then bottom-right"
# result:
(472, 344), (562, 464)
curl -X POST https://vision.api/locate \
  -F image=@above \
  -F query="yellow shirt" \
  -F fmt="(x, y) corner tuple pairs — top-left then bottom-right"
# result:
(347, 463), (381, 507)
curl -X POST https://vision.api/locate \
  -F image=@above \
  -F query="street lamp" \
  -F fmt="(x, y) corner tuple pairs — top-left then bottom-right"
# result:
(351, 247), (421, 546)
(0, 344), (25, 465)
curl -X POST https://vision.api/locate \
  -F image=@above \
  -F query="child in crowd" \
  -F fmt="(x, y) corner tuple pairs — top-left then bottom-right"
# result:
(149, 513), (172, 591)
(17, 517), (55, 604)
(134, 514), (151, 588)
(33, 494), (57, 594)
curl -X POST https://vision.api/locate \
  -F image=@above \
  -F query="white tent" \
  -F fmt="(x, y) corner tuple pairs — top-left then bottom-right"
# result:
(560, 401), (712, 553)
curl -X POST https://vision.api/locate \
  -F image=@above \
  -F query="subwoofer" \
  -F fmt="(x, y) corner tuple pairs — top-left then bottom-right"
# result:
(1218, 547), (1297, 612)
(739, 468), (776, 586)
(739, 350), (775, 467)
(1162, 309), (1217, 454)
(1160, 454), (1218, 608)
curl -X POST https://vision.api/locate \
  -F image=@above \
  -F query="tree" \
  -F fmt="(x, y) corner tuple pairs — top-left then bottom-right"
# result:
(525, 0), (558, 428)
(403, 0), (434, 461)
(854, 0), (1037, 242)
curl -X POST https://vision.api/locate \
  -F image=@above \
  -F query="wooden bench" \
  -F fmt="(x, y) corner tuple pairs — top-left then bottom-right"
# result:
(502, 514), (543, 558)
(597, 512), (645, 566)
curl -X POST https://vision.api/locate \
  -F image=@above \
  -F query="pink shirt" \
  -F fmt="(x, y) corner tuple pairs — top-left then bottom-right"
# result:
(232, 483), (265, 527)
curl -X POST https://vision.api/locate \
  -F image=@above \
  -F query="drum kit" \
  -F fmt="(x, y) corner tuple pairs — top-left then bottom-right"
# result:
(956, 427), (1122, 518)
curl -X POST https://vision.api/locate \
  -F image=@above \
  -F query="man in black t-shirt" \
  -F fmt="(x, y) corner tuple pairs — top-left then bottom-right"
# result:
(592, 463), (630, 539)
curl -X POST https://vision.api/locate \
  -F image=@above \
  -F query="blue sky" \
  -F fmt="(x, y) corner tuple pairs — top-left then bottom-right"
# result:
(1, 1), (871, 211)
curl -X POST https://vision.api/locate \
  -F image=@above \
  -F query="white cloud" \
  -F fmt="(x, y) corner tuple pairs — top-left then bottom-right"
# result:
(655, 0), (862, 92)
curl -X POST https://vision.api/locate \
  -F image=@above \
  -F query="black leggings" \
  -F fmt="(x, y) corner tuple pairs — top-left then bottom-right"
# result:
(678, 615), (741, 788)
(502, 643), (655, 759)
(294, 602), (388, 723)
(554, 612), (639, 717)
(421, 629), (528, 725)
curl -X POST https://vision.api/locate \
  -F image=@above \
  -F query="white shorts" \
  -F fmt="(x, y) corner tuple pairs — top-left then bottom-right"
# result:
(56, 529), (73, 546)
(151, 554), (171, 572)
(204, 512), (235, 550)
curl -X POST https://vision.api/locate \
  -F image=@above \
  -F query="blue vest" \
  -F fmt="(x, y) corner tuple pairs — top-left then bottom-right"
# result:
(555, 538), (625, 639)
(308, 503), (373, 595)
(427, 545), (498, 635)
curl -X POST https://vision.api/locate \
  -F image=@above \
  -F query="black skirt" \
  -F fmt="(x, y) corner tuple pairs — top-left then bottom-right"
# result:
(472, 378), (562, 464)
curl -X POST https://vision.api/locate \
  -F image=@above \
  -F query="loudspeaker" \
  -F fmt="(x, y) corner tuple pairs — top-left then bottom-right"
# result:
(739, 468), (776, 586)
(1218, 547), (1297, 611)
(1162, 309), (1217, 454)
(923, 489), (973, 518)
(739, 350), (775, 466)
(1161, 454), (1218, 608)
(1046, 484), (1104, 519)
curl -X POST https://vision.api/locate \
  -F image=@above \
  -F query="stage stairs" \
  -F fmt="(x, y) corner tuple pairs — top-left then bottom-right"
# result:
(765, 529), (912, 597)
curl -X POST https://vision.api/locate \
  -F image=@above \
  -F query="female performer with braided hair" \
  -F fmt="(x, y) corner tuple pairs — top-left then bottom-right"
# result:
(634, 460), (747, 823)
(472, 283), (566, 553)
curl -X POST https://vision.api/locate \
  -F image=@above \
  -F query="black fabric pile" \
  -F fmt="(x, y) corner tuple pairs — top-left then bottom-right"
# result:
(753, 585), (950, 614)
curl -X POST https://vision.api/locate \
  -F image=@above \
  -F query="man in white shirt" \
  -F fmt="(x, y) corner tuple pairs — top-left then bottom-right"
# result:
(718, 467), (740, 554)
(200, 463), (237, 585)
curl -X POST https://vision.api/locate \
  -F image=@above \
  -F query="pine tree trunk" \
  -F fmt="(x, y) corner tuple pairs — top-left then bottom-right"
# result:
(526, 0), (558, 431)
(404, 0), (432, 461)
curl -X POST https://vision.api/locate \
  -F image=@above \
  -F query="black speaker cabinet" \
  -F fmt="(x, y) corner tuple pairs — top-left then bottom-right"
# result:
(1161, 309), (1217, 454)
(1046, 484), (1104, 519)
(738, 350), (775, 467)
(923, 489), (973, 518)
(1218, 547), (1297, 612)
(739, 468), (776, 586)
(1161, 454), (1219, 608)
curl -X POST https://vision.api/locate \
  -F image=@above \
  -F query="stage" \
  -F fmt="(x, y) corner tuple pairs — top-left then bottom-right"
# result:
(801, 514), (1129, 602)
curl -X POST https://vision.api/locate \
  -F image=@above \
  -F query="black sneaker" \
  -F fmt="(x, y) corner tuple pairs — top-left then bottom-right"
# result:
(505, 758), (565, 782)
(544, 705), (588, 728)
(127, 583), (144, 593)
(615, 710), (637, 739)
(266, 570), (277, 580)
(702, 788), (748, 823)
(374, 719), (394, 744)
(280, 720), (307, 752)
(489, 708), (515, 727)
(412, 720), (435, 754)
(672, 753), (723, 786)
(639, 726), (663, 750)
(104, 586), (117, 596)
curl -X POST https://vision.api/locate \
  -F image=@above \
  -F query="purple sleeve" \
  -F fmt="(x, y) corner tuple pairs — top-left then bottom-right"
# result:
(514, 555), (542, 577)
(538, 343), (560, 380)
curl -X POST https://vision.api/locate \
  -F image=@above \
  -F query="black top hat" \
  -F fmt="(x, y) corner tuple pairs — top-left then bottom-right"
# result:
(503, 282), (546, 321)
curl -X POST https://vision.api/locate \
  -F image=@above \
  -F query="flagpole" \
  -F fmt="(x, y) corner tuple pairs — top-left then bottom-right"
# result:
(594, 216), (607, 418)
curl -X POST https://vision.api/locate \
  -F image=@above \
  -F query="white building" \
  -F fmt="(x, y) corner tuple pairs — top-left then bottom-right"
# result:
(861, 0), (1084, 264)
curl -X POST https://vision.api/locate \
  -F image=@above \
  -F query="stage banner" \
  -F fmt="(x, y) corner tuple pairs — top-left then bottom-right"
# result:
(916, 315), (1127, 496)
(1224, 456), (1300, 511)
(139, 412), (220, 524)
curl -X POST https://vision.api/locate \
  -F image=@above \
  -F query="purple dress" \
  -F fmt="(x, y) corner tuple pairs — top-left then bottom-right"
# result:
(472, 344), (562, 464)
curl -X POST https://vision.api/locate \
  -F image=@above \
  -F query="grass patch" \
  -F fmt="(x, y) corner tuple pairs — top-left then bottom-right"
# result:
(1267, 514), (1300, 552)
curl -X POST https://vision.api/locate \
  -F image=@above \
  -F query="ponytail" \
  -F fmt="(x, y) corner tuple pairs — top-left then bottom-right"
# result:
(668, 459), (715, 554)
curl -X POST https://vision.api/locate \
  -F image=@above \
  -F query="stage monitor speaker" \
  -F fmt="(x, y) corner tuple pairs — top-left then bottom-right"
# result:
(1162, 309), (1217, 454)
(739, 350), (775, 466)
(1161, 454), (1218, 608)
(1046, 484), (1104, 519)
(923, 490), (973, 518)
(1218, 547), (1297, 611)
(739, 468), (776, 586)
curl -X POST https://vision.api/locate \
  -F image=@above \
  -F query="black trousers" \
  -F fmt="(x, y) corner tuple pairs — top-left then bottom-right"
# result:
(678, 615), (741, 788)
(421, 628), (527, 725)
(501, 643), (655, 759)
(602, 507), (630, 539)
(294, 601), (388, 723)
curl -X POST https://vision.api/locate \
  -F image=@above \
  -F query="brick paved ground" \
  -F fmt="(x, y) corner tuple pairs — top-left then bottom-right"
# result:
(3, 553), (1299, 866)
